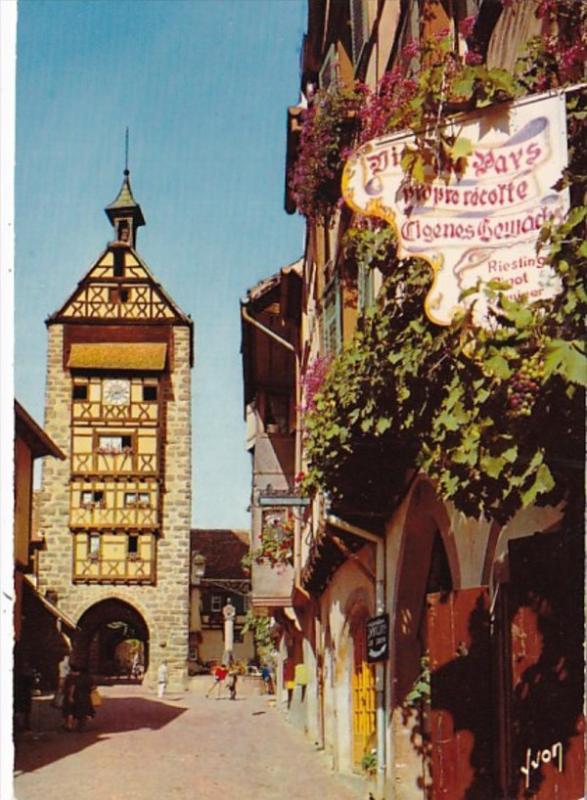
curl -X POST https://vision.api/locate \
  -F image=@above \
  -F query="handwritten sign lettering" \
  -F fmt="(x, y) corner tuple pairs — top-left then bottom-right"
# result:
(342, 93), (570, 326)
(520, 741), (564, 789)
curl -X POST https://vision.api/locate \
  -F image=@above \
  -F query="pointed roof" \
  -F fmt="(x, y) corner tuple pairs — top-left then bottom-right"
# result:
(105, 169), (145, 228)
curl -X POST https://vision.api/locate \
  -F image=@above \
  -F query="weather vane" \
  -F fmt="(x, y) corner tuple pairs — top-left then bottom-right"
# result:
(125, 127), (129, 174)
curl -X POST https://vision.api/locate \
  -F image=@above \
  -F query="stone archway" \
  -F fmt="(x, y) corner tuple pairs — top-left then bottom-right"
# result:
(391, 478), (454, 797)
(73, 598), (149, 681)
(392, 479), (454, 708)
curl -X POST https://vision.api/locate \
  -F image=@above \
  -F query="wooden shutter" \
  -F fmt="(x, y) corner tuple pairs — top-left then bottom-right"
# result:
(427, 587), (494, 799)
(506, 532), (585, 799)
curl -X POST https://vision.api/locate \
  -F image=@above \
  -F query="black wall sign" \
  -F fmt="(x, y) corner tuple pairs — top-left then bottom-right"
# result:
(366, 613), (389, 662)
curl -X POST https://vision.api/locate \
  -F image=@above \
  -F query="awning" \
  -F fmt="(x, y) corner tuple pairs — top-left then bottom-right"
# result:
(22, 575), (78, 631)
(67, 342), (167, 371)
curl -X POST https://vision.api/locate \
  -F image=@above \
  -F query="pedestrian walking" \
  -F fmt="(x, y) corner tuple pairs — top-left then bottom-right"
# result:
(227, 668), (238, 700)
(157, 660), (168, 698)
(205, 664), (228, 698)
(261, 664), (275, 695)
(130, 651), (142, 680)
(62, 664), (96, 732)
(53, 652), (70, 708)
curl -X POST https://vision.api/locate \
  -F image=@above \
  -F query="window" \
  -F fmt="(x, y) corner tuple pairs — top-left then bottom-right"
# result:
(108, 287), (129, 304)
(358, 263), (375, 313)
(128, 535), (139, 555)
(319, 43), (339, 90)
(124, 492), (150, 507)
(350, 0), (369, 69)
(98, 435), (132, 454)
(117, 219), (130, 244)
(81, 490), (104, 507)
(322, 279), (342, 355)
(264, 394), (289, 434)
(211, 595), (222, 613)
(142, 385), (158, 402)
(89, 534), (100, 560)
(73, 384), (88, 400)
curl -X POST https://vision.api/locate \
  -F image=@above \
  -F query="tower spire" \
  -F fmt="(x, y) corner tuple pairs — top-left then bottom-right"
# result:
(105, 130), (145, 248)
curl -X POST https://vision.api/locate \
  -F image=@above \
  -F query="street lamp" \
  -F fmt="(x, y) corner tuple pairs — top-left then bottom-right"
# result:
(191, 552), (206, 586)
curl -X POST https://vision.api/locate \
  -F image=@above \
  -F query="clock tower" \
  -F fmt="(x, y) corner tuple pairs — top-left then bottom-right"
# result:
(37, 170), (193, 690)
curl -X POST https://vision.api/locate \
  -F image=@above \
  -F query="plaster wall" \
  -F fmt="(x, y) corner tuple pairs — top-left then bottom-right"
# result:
(319, 553), (375, 775)
(197, 629), (254, 665)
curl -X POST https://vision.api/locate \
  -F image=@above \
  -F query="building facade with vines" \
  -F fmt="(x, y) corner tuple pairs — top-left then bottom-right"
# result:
(246, 1), (585, 798)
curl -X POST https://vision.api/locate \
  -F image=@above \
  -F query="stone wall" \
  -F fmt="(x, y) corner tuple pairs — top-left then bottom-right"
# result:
(38, 322), (192, 692)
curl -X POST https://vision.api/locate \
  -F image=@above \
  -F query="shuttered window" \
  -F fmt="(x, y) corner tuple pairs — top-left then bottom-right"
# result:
(322, 279), (342, 355)
(350, 0), (369, 70)
(358, 263), (375, 314)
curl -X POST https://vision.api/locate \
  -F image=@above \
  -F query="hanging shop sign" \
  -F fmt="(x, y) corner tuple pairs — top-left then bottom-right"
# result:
(366, 613), (389, 662)
(342, 92), (570, 325)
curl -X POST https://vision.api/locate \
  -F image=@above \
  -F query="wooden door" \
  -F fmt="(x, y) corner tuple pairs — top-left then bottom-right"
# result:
(507, 531), (585, 799)
(427, 587), (494, 799)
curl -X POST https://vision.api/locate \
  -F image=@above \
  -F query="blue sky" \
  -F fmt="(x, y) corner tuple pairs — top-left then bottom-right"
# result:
(15, 0), (306, 529)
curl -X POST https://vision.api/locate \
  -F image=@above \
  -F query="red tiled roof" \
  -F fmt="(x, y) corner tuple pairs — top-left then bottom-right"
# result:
(190, 529), (250, 580)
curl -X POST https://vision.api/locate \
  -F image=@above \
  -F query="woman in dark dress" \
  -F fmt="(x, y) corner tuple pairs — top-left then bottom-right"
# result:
(62, 665), (95, 732)
(61, 668), (77, 731)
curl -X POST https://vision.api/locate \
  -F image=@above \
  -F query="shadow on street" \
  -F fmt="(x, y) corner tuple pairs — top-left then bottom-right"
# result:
(14, 693), (187, 775)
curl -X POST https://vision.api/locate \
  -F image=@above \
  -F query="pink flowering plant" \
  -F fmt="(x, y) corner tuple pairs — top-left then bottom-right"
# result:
(512, 0), (586, 92)
(300, 354), (333, 416)
(291, 30), (520, 222)
(358, 32), (518, 186)
(289, 83), (365, 224)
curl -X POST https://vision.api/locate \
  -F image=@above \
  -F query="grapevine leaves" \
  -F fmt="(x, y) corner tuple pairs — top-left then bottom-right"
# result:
(303, 200), (585, 523)
(544, 340), (587, 386)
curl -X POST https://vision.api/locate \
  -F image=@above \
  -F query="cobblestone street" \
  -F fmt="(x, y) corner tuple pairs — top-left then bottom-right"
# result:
(13, 680), (363, 800)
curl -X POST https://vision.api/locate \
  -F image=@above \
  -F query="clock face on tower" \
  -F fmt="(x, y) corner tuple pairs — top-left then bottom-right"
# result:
(103, 379), (130, 405)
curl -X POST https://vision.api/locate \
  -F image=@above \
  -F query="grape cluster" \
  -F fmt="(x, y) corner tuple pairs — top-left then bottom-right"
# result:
(507, 353), (544, 417)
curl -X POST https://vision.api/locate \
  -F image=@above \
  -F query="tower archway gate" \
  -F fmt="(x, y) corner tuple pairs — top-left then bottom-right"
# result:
(73, 598), (149, 682)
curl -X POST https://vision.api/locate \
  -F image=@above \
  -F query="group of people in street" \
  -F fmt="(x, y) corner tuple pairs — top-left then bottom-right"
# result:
(205, 664), (238, 699)
(16, 649), (274, 735)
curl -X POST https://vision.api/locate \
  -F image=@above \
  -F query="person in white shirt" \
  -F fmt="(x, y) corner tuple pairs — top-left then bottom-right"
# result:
(157, 661), (168, 698)
(53, 653), (70, 708)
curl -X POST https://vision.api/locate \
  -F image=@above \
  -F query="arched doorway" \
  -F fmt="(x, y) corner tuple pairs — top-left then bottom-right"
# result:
(392, 482), (454, 794)
(74, 599), (149, 681)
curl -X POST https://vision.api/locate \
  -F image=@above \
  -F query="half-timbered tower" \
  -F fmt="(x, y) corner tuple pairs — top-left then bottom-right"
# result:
(37, 170), (193, 689)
